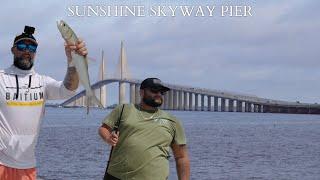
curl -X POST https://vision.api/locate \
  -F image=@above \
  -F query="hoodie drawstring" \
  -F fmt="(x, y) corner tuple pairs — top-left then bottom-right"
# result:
(14, 75), (32, 99)
(15, 75), (19, 99)
(28, 75), (32, 88)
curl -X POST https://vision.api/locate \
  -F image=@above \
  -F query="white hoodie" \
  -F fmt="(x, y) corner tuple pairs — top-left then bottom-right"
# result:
(0, 65), (76, 169)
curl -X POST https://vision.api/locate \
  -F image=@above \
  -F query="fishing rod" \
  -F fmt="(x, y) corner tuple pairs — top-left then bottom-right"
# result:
(104, 104), (125, 180)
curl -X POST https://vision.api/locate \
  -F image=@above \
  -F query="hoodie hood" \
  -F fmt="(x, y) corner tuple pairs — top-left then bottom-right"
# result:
(4, 65), (35, 76)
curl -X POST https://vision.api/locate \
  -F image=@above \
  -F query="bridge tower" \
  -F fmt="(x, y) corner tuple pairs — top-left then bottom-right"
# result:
(118, 41), (129, 104)
(98, 50), (107, 107)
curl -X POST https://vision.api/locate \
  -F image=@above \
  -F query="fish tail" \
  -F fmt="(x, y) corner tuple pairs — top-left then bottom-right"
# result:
(86, 90), (104, 109)
(90, 94), (104, 108)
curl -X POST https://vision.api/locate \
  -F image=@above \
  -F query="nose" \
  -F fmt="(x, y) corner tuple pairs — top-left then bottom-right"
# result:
(24, 49), (31, 53)
(22, 50), (33, 55)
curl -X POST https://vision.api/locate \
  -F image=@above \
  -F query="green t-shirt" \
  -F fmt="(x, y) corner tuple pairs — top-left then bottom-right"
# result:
(103, 104), (187, 180)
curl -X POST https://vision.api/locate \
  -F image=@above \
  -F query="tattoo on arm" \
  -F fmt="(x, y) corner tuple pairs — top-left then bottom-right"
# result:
(63, 67), (79, 91)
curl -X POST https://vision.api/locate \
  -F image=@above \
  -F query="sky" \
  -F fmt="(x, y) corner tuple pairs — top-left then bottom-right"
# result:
(0, 0), (319, 105)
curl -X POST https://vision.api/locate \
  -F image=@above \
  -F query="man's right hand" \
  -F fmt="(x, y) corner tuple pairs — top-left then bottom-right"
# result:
(98, 124), (119, 146)
(107, 131), (119, 146)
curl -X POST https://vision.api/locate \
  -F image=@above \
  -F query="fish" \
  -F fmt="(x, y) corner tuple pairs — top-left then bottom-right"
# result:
(57, 20), (103, 113)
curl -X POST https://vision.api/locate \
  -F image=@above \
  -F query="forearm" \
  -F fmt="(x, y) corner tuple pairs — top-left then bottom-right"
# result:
(175, 156), (190, 180)
(63, 66), (79, 91)
(98, 125), (112, 144)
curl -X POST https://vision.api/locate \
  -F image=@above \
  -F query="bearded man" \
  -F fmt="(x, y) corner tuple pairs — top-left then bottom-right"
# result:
(99, 78), (190, 180)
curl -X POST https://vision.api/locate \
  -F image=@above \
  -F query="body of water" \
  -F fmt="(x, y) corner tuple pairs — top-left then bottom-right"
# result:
(36, 107), (320, 180)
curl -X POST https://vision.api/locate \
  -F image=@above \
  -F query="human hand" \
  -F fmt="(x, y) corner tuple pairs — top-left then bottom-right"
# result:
(64, 39), (88, 64)
(107, 131), (119, 146)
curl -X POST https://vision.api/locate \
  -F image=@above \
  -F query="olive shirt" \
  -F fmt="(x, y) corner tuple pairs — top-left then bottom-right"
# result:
(103, 104), (187, 180)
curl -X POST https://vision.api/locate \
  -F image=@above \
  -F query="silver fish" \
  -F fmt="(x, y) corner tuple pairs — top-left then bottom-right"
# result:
(57, 20), (103, 113)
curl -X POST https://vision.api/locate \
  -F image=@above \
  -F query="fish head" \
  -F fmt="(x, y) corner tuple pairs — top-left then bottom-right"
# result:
(56, 20), (73, 41)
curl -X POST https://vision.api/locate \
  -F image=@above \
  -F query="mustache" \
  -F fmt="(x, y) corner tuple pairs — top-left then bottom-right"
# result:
(17, 54), (32, 60)
(22, 55), (31, 59)
(22, 52), (32, 56)
(15, 56), (31, 61)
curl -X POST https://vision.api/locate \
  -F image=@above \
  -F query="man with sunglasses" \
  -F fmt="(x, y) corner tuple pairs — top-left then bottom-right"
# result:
(0, 25), (87, 179)
(99, 78), (190, 180)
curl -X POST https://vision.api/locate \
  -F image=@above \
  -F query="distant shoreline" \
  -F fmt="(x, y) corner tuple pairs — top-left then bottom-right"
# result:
(45, 104), (116, 109)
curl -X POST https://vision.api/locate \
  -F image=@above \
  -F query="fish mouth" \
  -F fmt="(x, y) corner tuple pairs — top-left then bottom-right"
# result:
(56, 20), (66, 30)
(56, 20), (62, 31)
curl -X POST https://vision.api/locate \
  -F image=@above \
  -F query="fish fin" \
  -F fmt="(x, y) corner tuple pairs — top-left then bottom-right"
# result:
(71, 51), (88, 70)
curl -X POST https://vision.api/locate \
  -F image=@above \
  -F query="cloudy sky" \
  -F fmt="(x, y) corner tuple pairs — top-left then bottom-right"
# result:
(0, 0), (319, 105)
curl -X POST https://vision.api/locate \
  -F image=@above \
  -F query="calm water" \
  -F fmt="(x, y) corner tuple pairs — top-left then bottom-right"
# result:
(36, 107), (320, 180)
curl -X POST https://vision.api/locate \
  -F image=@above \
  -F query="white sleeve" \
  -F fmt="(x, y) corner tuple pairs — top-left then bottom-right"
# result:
(44, 76), (77, 100)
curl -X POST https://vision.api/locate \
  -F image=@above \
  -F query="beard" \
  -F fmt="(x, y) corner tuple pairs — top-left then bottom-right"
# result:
(143, 96), (163, 107)
(14, 55), (34, 70)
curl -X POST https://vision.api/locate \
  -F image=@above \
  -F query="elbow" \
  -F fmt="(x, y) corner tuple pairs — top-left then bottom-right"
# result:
(98, 127), (105, 139)
(176, 156), (190, 164)
(98, 125), (111, 143)
(63, 82), (78, 92)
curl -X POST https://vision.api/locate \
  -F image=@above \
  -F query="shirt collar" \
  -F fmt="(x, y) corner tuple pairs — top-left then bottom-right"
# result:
(4, 65), (35, 76)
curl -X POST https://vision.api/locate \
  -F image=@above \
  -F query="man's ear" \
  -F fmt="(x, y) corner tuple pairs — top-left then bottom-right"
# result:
(140, 89), (144, 97)
(11, 47), (15, 54)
